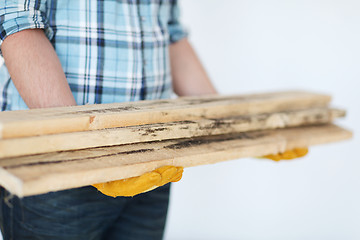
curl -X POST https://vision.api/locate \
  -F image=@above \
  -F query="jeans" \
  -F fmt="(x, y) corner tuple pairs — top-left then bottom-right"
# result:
(0, 184), (170, 240)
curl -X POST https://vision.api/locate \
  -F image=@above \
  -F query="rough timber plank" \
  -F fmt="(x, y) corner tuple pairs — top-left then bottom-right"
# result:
(0, 108), (345, 158)
(0, 124), (352, 197)
(0, 91), (331, 139)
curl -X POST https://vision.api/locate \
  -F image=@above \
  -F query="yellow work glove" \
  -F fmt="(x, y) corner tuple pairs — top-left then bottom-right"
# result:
(92, 166), (183, 197)
(262, 147), (309, 161)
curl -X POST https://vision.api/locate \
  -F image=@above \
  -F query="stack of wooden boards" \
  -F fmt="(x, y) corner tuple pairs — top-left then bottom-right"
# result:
(0, 91), (352, 197)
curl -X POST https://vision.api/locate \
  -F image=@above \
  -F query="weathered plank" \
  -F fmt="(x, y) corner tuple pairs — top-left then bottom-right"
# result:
(0, 124), (352, 197)
(0, 108), (345, 158)
(0, 91), (331, 139)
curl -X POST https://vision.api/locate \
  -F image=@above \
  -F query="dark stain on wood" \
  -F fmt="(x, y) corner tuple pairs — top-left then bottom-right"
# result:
(255, 114), (269, 121)
(315, 113), (325, 120)
(185, 98), (225, 105)
(121, 149), (154, 155)
(199, 119), (232, 131)
(164, 132), (267, 150)
(140, 100), (171, 106)
(68, 106), (141, 115)
(303, 115), (310, 122)
(4, 148), (155, 169)
(140, 127), (169, 136)
(177, 120), (197, 124)
(197, 115), (261, 131)
(129, 120), (197, 134)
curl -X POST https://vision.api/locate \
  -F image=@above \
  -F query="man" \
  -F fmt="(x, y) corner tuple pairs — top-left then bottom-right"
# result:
(0, 1), (216, 239)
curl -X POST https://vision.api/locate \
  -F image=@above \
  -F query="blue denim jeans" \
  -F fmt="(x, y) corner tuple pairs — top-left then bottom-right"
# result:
(0, 184), (170, 240)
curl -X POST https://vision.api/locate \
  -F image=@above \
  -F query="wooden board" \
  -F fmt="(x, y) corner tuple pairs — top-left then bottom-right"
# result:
(0, 108), (345, 158)
(0, 91), (331, 139)
(0, 124), (352, 197)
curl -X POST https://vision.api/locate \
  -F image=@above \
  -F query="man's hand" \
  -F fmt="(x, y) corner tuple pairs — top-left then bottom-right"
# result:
(262, 148), (309, 161)
(92, 166), (183, 197)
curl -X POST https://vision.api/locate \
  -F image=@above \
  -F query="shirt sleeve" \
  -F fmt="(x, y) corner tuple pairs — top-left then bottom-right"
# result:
(0, 0), (53, 47)
(168, 1), (188, 44)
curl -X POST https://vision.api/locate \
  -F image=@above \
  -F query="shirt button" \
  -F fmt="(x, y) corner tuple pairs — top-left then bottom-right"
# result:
(141, 16), (146, 22)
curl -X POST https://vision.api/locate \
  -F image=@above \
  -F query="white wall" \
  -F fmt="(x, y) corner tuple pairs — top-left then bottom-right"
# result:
(165, 1), (360, 240)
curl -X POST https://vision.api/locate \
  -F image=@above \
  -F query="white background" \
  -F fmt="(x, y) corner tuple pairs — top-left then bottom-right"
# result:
(164, 0), (360, 240)
(1, 1), (359, 240)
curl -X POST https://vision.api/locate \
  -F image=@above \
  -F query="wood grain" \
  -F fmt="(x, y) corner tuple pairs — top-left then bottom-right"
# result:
(0, 124), (352, 197)
(0, 91), (331, 139)
(0, 108), (345, 158)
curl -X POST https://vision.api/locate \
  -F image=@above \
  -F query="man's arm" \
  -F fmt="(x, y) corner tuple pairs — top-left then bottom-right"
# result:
(170, 38), (217, 96)
(1, 29), (76, 109)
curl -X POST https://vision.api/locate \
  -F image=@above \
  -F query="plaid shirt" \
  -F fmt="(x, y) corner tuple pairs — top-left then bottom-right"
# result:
(0, 0), (187, 111)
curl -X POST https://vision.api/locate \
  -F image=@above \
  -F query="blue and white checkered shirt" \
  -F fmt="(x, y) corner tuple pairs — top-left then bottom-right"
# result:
(0, 0), (187, 111)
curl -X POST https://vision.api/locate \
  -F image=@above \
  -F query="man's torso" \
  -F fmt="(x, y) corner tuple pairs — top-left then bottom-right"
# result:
(0, 0), (185, 111)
